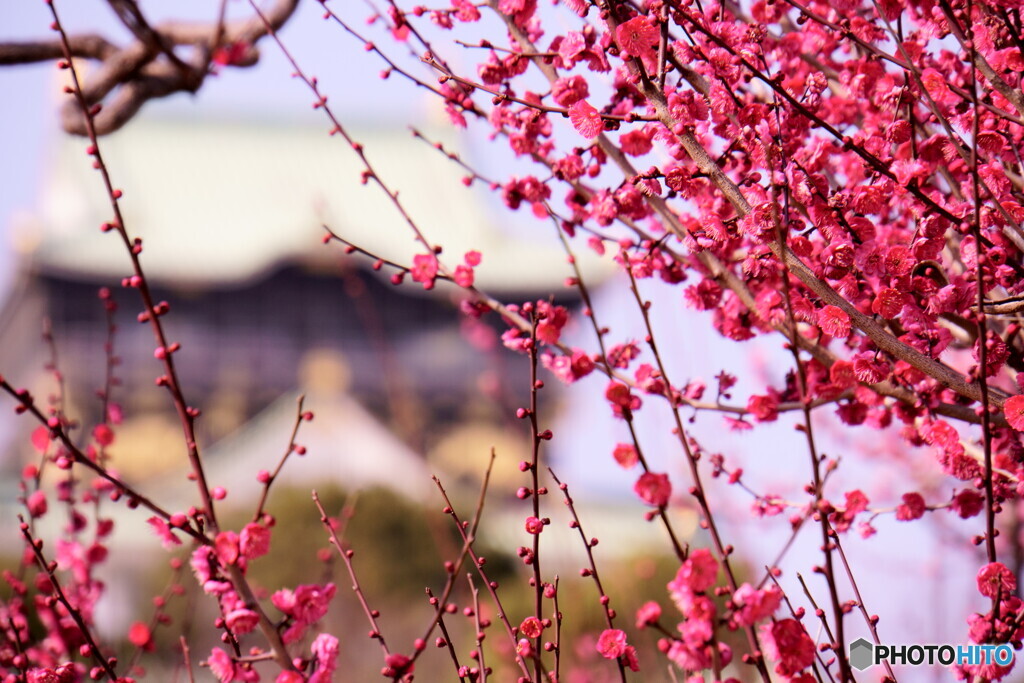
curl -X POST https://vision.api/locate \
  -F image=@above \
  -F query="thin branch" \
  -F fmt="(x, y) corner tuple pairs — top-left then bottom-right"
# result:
(252, 395), (310, 522)
(312, 490), (392, 659)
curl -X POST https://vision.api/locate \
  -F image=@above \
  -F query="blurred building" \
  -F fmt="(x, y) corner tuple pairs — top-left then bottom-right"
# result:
(0, 115), (609, 502)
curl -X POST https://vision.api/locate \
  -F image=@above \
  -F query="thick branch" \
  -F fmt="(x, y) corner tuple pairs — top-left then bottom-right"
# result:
(0, 34), (116, 64)
(3, 0), (298, 136)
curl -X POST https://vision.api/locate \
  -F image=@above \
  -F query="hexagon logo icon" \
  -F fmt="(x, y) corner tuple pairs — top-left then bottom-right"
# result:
(849, 638), (874, 671)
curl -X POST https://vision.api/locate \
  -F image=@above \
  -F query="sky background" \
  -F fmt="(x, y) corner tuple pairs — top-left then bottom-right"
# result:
(0, 3), (1004, 680)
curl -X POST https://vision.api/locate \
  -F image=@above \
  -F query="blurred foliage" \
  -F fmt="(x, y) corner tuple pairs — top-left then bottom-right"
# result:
(224, 485), (517, 603)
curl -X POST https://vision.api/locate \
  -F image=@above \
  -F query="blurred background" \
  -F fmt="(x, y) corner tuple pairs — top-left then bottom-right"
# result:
(0, 2), (1001, 681)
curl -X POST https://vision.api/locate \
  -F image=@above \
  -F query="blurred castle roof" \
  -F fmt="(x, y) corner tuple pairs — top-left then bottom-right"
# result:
(198, 386), (435, 505)
(14, 115), (608, 293)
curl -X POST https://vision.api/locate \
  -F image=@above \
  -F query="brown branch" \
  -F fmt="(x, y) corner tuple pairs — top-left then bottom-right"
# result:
(44, 3), (299, 673)
(312, 491), (392, 660)
(983, 297), (1024, 315)
(0, 34), (116, 64)
(432, 475), (535, 681)
(106, 0), (193, 74)
(180, 635), (196, 683)
(2, 0), (298, 135)
(408, 449), (496, 673)
(48, 3), (221, 534)
(251, 395), (309, 523)
(827, 523), (898, 682)
(548, 470), (628, 682)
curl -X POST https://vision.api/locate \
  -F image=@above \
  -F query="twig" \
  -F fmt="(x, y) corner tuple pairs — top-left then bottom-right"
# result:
(432, 476), (535, 680)
(252, 395), (310, 522)
(549, 470), (627, 682)
(312, 490), (392, 659)
(409, 450), (497, 673)
(468, 574), (488, 683)
(826, 524), (897, 682)
(180, 635), (196, 683)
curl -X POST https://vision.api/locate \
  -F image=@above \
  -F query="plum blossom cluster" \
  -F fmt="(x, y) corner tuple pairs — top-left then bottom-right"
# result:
(651, 548), (800, 678)
(354, 0), (1024, 676)
(324, 0), (1024, 677)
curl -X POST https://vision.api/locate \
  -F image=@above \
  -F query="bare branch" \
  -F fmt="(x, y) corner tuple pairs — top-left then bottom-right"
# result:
(1, 0), (299, 136)
(0, 34), (116, 64)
